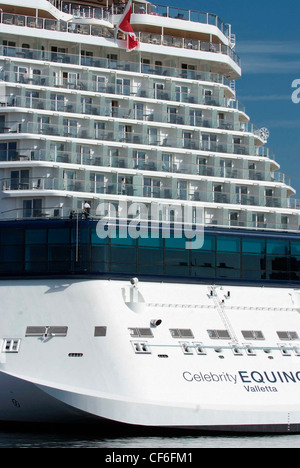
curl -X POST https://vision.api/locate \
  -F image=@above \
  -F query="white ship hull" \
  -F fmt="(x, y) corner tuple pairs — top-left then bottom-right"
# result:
(1, 278), (300, 433)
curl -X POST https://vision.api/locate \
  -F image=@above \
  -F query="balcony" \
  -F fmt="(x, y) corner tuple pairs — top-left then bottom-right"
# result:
(1, 175), (296, 210)
(0, 146), (289, 188)
(0, 43), (232, 85)
(0, 118), (278, 163)
(57, 1), (231, 39)
(0, 11), (240, 67)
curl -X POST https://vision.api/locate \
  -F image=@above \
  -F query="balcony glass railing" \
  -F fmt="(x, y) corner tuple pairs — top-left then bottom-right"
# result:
(0, 94), (258, 136)
(0, 11), (240, 66)
(0, 205), (299, 234)
(0, 120), (276, 160)
(0, 64), (238, 109)
(58, 1), (231, 39)
(0, 176), (297, 210)
(0, 147), (289, 186)
(0, 53), (233, 89)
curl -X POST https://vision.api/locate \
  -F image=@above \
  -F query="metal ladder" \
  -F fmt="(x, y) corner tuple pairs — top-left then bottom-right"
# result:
(209, 286), (239, 344)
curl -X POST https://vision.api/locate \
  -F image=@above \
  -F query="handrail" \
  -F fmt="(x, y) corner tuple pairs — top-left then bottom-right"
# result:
(1, 176), (297, 209)
(58, 0), (231, 39)
(0, 61), (239, 109)
(0, 119), (276, 161)
(0, 44), (233, 88)
(0, 11), (240, 66)
(0, 94), (257, 135)
(0, 143), (288, 186)
(0, 205), (299, 233)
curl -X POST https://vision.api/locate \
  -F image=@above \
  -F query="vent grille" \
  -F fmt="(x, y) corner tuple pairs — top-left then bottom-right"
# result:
(129, 328), (153, 338)
(25, 326), (45, 337)
(25, 326), (68, 337)
(94, 326), (107, 337)
(170, 328), (194, 339)
(139, 328), (153, 337)
(48, 327), (68, 336)
(277, 331), (299, 341)
(241, 330), (264, 340)
(207, 329), (231, 340)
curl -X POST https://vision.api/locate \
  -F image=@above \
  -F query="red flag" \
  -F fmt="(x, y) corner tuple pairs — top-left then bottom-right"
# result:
(116, 0), (139, 51)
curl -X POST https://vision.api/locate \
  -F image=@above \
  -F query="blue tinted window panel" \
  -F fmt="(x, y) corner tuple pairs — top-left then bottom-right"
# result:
(241, 270), (266, 280)
(190, 251), (215, 267)
(25, 245), (47, 262)
(111, 235), (137, 246)
(291, 242), (300, 256)
(216, 253), (240, 269)
(242, 254), (265, 270)
(0, 245), (23, 261)
(164, 266), (190, 276)
(48, 262), (71, 272)
(290, 256), (300, 271)
(48, 229), (70, 244)
(91, 246), (109, 262)
(79, 245), (91, 262)
(90, 262), (109, 273)
(138, 248), (163, 265)
(165, 237), (188, 249)
(0, 229), (24, 245)
(110, 263), (137, 273)
(110, 246), (136, 263)
(242, 238), (265, 254)
(25, 229), (47, 245)
(266, 240), (289, 255)
(164, 249), (189, 266)
(216, 268), (240, 279)
(200, 235), (215, 251)
(91, 229), (109, 245)
(291, 271), (300, 281)
(138, 237), (163, 248)
(266, 256), (289, 271)
(217, 237), (240, 252)
(48, 245), (71, 261)
(267, 270), (290, 281)
(191, 266), (215, 277)
(0, 262), (24, 273)
(25, 262), (48, 273)
(71, 228), (90, 244)
(138, 265), (164, 275)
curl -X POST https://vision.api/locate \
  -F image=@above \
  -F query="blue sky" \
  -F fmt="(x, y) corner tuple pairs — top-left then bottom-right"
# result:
(155, 0), (300, 197)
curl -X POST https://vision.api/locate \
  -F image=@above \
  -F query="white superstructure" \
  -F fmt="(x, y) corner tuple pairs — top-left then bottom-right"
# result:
(0, 0), (297, 228)
(0, 0), (299, 432)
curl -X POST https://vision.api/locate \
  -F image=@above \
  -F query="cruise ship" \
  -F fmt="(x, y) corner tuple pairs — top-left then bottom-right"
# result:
(0, 0), (300, 433)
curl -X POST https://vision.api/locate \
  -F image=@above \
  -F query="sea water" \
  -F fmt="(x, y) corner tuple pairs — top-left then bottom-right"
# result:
(0, 431), (299, 448)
